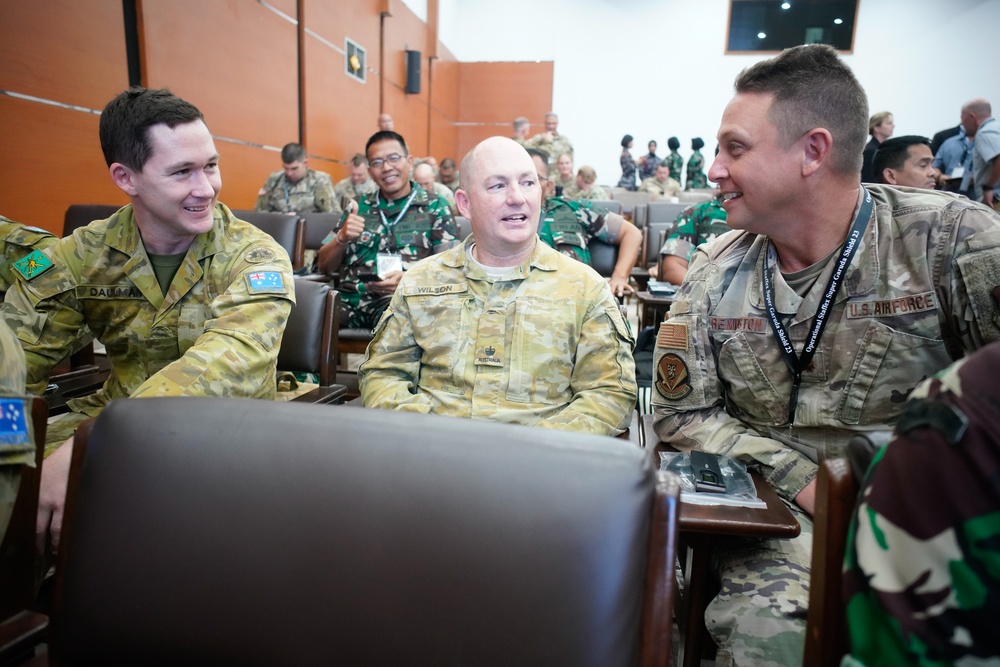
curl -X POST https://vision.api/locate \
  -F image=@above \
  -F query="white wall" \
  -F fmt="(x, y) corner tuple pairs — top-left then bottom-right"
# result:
(438, 0), (1000, 187)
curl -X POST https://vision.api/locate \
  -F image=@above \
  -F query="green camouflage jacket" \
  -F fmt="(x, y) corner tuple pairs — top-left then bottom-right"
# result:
(255, 168), (340, 214)
(1, 204), (294, 414)
(659, 198), (729, 263)
(1, 217), (57, 295)
(537, 197), (618, 264)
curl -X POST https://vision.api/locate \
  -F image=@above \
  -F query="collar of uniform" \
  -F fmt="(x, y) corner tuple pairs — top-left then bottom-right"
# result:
(378, 181), (426, 212)
(105, 203), (227, 262)
(442, 234), (558, 276)
(748, 188), (879, 314)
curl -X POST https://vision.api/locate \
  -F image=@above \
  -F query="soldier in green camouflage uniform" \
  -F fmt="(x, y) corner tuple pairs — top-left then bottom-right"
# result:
(652, 46), (1000, 666)
(359, 136), (636, 435)
(665, 136), (684, 184)
(254, 142), (341, 215)
(524, 113), (573, 166)
(1, 216), (57, 294)
(553, 154), (579, 198)
(842, 341), (1000, 667)
(2, 87), (296, 554)
(0, 318), (32, 544)
(318, 131), (457, 331)
(657, 195), (729, 283)
(685, 137), (709, 190)
(638, 164), (683, 200)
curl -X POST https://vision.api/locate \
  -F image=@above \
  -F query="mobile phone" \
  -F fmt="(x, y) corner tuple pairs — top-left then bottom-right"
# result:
(358, 271), (379, 282)
(689, 451), (727, 493)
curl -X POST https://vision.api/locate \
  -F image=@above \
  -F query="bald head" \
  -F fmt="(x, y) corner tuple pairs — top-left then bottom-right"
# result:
(413, 162), (436, 192)
(377, 113), (394, 131)
(961, 98), (991, 136)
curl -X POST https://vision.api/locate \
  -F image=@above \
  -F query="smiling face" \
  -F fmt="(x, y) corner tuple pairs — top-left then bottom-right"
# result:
(367, 138), (413, 200)
(112, 120), (220, 253)
(709, 92), (804, 235)
(456, 138), (541, 265)
(544, 114), (558, 133)
(556, 154), (573, 178)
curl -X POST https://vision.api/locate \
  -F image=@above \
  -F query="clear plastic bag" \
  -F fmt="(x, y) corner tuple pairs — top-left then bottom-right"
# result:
(659, 451), (766, 508)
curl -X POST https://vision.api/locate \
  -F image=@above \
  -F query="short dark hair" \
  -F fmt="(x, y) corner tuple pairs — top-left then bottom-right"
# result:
(691, 137), (705, 151)
(734, 44), (868, 175)
(440, 157), (456, 169)
(365, 131), (408, 157)
(873, 135), (930, 183)
(621, 134), (634, 148)
(99, 87), (204, 171)
(349, 153), (369, 168)
(525, 148), (550, 177)
(281, 143), (306, 163)
(667, 136), (680, 151)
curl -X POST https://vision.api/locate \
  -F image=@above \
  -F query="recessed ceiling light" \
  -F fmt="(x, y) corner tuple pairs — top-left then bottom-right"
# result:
(781, 2), (791, 9)
(834, 18), (843, 24)
(758, 32), (767, 39)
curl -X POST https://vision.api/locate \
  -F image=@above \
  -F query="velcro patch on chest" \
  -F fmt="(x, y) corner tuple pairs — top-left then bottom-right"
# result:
(77, 284), (144, 299)
(246, 271), (287, 294)
(845, 291), (938, 319)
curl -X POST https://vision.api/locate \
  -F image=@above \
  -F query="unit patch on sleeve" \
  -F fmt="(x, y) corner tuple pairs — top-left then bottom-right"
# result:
(656, 353), (693, 400)
(12, 250), (53, 281)
(245, 271), (286, 294)
(0, 398), (30, 449)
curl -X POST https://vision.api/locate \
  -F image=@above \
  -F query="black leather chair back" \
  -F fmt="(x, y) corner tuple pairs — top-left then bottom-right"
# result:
(277, 279), (338, 386)
(230, 209), (305, 270)
(52, 399), (659, 667)
(589, 237), (620, 278)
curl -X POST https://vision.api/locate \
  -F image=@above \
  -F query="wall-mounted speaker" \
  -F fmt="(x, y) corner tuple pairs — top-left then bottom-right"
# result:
(405, 50), (421, 94)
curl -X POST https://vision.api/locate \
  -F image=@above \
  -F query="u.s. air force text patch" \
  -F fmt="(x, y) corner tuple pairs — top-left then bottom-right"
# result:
(245, 271), (286, 294)
(12, 250), (53, 281)
(656, 353), (692, 400)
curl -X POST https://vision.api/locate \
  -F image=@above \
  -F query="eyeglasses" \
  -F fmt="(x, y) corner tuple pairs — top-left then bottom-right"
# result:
(369, 153), (406, 169)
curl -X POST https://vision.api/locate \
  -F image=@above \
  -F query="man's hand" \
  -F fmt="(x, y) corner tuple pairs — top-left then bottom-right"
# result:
(36, 436), (74, 555)
(984, 189), (996, 208)
(794, 477), (817, 516)
(368, 270), (403, 296)
(609, 276), (634, 298)
(338, 200), (365, 243)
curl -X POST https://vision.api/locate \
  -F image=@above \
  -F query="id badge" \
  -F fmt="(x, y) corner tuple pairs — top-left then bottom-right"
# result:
(376, 253), (403, 278)
(950, 166), (965, 179)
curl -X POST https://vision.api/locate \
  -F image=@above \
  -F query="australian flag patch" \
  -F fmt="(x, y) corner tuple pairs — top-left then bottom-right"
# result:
(245, 271), (286, 294)
(0, 398), (30, 449)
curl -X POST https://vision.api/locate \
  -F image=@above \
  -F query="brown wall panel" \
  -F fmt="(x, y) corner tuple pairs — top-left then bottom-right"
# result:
(0, 0), (128, 110)
(216, 142), (283, 212)
(456, 61), (553, 159)
(382, 0), (431, 157)
(428, 53), (459, 162)
(0, 97), (126, 234)
(301, 0), (383, 178)
(139, 0), (299, 149)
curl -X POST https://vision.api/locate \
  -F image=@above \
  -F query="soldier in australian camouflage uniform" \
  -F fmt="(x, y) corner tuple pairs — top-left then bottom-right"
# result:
(524, 113), (573, 167)
(842, 340), (1000, 667)
(652, 45), (1000, 666)
(1, 87), (295, 554)
(255, 142), (340, 215)
(638, 164), (683, 200)
(0, 318), (32, 544)
(1, 216), (56, 295)
(657, 194), (729, 283)
(318, 131), (456, 330)
(359, 137), (636, 435)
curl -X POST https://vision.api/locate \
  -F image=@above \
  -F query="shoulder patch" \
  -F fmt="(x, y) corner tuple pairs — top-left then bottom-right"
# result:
(656, 353), (693, 400)
(12, 249), (53, 281)
(0, 398), (30, 449)
(245, 246), (278, 264)
(245, 270), (287, 294)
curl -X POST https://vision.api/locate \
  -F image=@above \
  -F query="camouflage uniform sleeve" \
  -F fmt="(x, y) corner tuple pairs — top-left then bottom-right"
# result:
(428, 197), (458, 248)
(254, 173), (278, 211)
(130, 240), (295, 399)
(651, 248), (817, 501)
(947, 202), (1000, 348)
(535, 278), (637, 435)
(314, 173), (342, 215)
(358, 287), (433, 413)
(1, 242), (91, 396)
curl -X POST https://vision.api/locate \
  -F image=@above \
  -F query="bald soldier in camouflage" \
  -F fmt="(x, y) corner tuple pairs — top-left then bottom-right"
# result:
(652, 45), (1000, 666)
(524, 113), (573, 166)
(318, 130), (457, 330)
(333, 153), (378, 205)
(1, 87), (294, 554)
(1, 216), (56, 295)
(638, 164), (683, 201)
(842, 341), (1000, 667)
(0, 318), (32, 544)
(254, 142), (341, 215)
(359, 137), (636, 436)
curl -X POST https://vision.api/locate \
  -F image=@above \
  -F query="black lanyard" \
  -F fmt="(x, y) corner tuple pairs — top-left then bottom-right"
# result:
(762, 188), (873, 424)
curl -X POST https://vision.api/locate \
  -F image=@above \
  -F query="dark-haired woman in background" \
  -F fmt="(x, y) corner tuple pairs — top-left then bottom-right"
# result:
(665, 136), (684, 184)
(618, 134), (637, 191)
